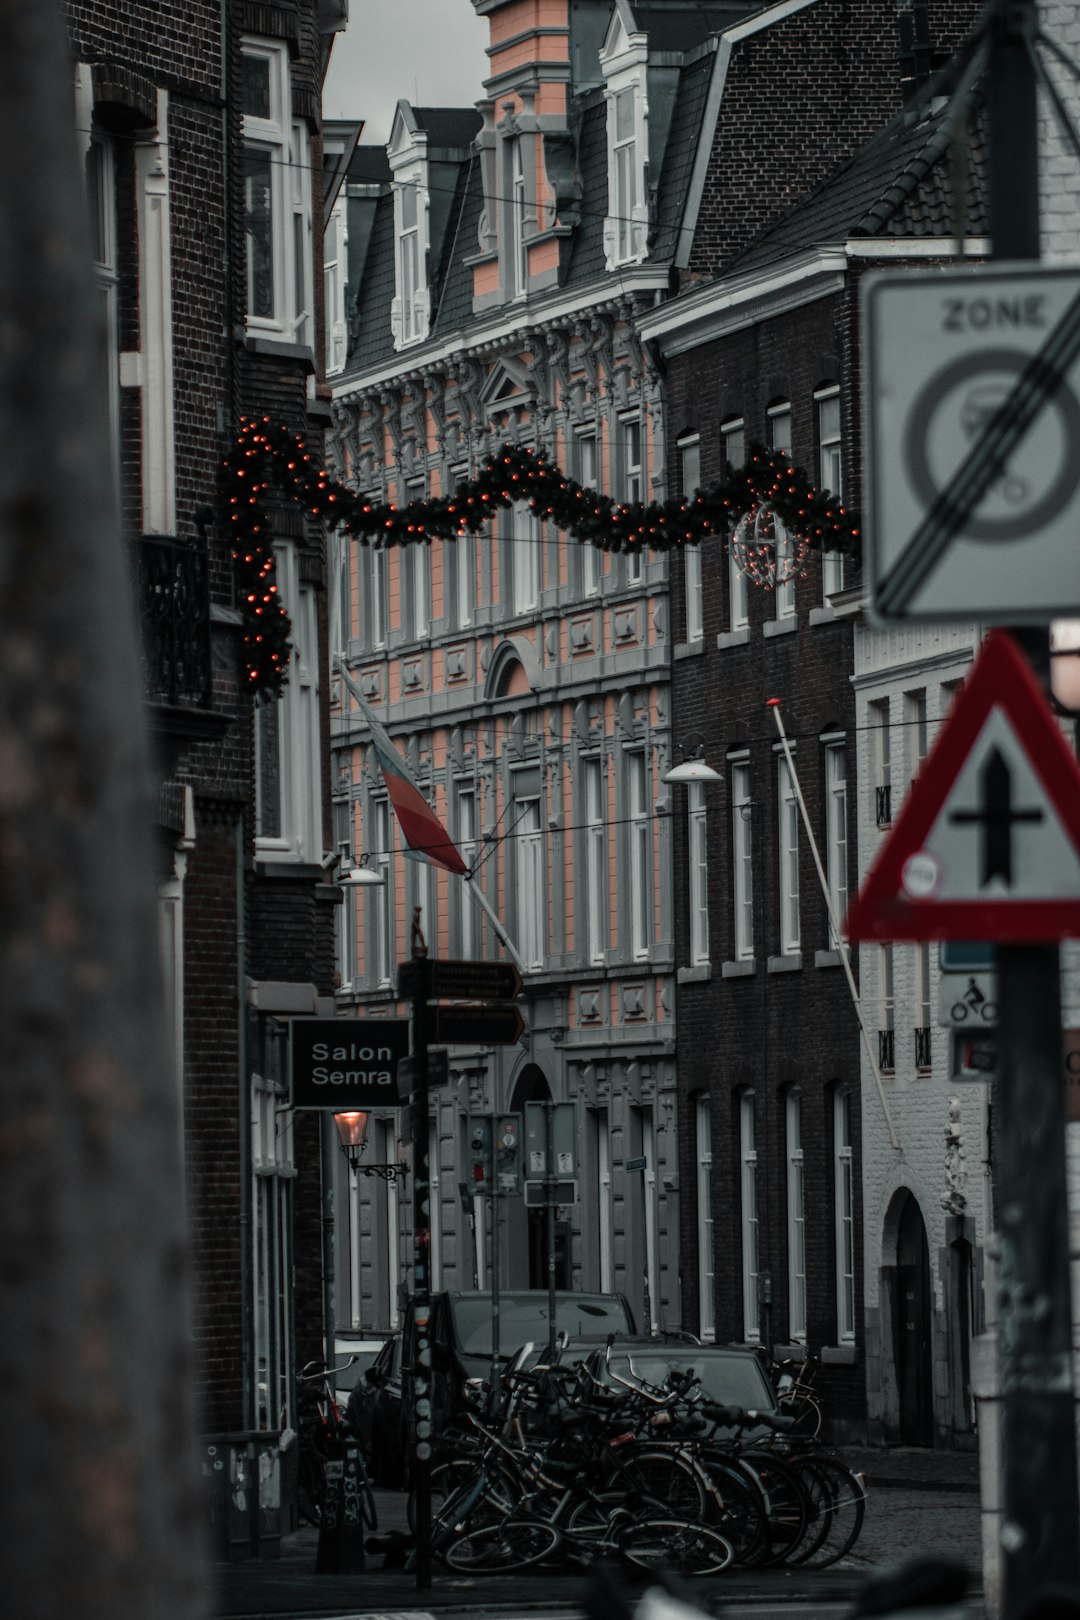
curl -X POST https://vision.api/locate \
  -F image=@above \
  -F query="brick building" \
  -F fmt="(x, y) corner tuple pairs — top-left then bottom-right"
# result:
(639, 1), (985, 1441)
(63, 0), (347, 1518)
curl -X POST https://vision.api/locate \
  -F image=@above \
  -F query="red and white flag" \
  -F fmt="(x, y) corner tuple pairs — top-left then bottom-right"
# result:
(355, 692), (469, 876)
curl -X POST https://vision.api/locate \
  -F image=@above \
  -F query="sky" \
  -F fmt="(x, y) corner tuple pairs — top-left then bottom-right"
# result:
(324, 0), (489, 142)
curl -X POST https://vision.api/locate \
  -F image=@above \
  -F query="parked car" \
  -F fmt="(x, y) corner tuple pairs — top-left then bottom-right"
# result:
(584, 1338), (781, 1439)
(345, 1331), (409, 1487)
(406, 1288), (637, 1428)
(333, 1333), (389, 1407)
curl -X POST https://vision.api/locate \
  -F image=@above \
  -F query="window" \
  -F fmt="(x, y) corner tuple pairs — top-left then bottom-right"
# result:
(510, 137), (528, 298)
(429, 1116), (443, 1291)
(618, 417), (644, 582)
(731, 760), (754, 961)
(584, 759), (606, 965)
(455, 786), (478, 958)
(778, 756), (800, 955)
(696, 1096), (715, 1341)
(452, 523), (473, 630)
(769, 404), (795, 620)
(786, 1092), (807, 1342)
(870, 700), (891, 826)
(86, 133), (119, 485)
(906, 689), (928, 784)
(371, 796), (393, 986)
(576, 431), (601, 596)
(399, 181), (421, 341)
(834, 1092), (855, 1342)
(514, 793), (544, 970)
(879, 945), (895, 1073)
(817, 387), (844, 598)
(406, 536), (430, 639)
(680, 438), (703, 642)
(634, 1105), (660, 1334)
(242, 40), (311, 342)
(628, 751), (650, 959)
(740, 1093), (760, 1342)
(688, 781), (710, 966)
(723, 419), (748, 630)
(590, 1108), (614, 1291)
(254, 546), (321, 861)
(251, 1020), (294, 1429)
(411, 854), (434, 952)
(333, 796), (357, 989)
(915, 943), (933, 1070)
(612, 87), (639, 264)
(824, 741), (848, 947)
(510, 505), (541, 615)
(325, 199), (348, 375)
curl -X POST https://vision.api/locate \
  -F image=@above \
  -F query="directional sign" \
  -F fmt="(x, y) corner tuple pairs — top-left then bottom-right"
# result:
(290, 1018), (410, 1109)
(430, 1002), (525, 1046)
(863, 265), (1080, 623)
(397, 957), (523, 1002)
(845, 632), (1080, 942)
(396, 1049), (450, 1101)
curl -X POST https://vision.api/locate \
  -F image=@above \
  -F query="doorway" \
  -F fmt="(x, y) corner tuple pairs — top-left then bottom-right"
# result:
(895, 1193), (934, 1445)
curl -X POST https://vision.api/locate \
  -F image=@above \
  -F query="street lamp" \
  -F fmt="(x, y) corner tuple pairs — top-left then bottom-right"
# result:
(333, 1110), (408, 1182)
(338, 855), (385, 886)
(663, 734), (721, 784)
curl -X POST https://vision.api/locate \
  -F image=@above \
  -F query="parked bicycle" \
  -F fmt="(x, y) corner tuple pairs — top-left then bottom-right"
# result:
(295, 1358), (378, 1533)
(770, 1351), (824, 1438)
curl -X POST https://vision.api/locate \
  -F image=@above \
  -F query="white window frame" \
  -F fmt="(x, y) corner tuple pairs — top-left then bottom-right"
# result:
(333, 795), (357, 990)
(408, 538), (430, 639)
(906, 688), (929, 783)
(456, 785), (479, 959)
(325, 195), (348, 374)
(370, 795), (393, 987)
(628, 749), (650, 960)
(880, 944), (895, 1073)
(817, 387), (844, 598)
(510, 136), (529, 299)
(636, 1105), (660, 1335)
(429, 1115), (443, 1291)
(778, 754), (800, 955)
(680, 437), (703, 642)
(251, 1021), (295, 1429)
(515, 792), (544, 970)
(592, 1107), (614, 1292)
(242, 39), (311, 344)
(915, 942), (932, 1069)
(577, 430), (601, 596)
(740, 1092), (760, 1343)
(688, 781), (710, 966)
(723, 419), (748, 629)
(696, 1095), (715, 1341)
(453, 480), (473, 627)
(618, 415), (644, 582)
(786, 1091), (807, 1342)
(731, 759), (754, 962)
(584, 758), (606, 965)
(824, 739), (848, 948)
(369, 546), (389, 650)
(511, 505), (541, 615)
(254, 545), (321, 862)
(85, 129), (121, 494)
(870, 698), (892, 825)
(601, 8), (648, 270)
(769, 404), (795, 619)
(834, 1091), (855, 1343)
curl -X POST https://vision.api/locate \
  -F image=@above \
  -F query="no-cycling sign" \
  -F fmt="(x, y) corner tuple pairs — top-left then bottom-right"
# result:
(862, 265), (1080, 624)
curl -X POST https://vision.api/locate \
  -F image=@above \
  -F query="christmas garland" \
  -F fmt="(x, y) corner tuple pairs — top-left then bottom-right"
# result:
(222, 414), (860, 695)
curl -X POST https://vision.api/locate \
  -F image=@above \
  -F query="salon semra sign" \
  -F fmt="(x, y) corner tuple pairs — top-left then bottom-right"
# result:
(290, 1018), (410, 1110)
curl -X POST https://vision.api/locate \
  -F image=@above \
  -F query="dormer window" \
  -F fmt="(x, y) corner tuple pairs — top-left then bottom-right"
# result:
(388, 104), (431, 350)
(510, 138), (528, 299)
(601, 2), (648, 270)
(242, 39), (312, 344)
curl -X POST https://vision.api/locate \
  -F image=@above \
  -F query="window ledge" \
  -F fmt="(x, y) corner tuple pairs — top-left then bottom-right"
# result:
(815, 949), (842, 969)
(717, 626), (750, 650)
(253, 858), (324, 880)
(243, 334), (316, 373)
(674, 640), (706, 661)
(767, 953), (802, 973)
(677, 963), (712, 984)
(763, 617), (797, 639)
(721, 958), (755, 978)
(210, 603), (244, 627)
(810, 592), (861, 626)
(821, 1344), (857, 1365)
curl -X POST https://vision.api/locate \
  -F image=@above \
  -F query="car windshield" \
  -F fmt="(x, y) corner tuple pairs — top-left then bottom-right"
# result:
(603, 1351), (775, 1410)
(451, 1294), (632, 1355)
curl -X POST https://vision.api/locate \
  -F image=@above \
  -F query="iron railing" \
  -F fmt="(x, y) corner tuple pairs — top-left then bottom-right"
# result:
(914, 1025), (933, 1069)
(134, 533), (213, 709)
(878, 1027), (895, 1072)
(875, 783), (892, 826)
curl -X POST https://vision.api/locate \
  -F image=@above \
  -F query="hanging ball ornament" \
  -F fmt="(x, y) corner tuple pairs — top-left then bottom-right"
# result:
(729, 501), (809, 591)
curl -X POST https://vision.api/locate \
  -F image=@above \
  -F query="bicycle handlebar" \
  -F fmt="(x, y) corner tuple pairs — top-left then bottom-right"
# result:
(296, 1356), (358, 1384)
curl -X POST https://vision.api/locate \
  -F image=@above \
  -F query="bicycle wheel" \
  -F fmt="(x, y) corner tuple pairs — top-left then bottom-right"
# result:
(700, 1454), (771, 1566)
(740, 1451), (810, 1565)
(443, 1516), (562, 1573)
(778, 1391), (823, 1439)
(617, 1447), (708, 1519)
(618, 1514), (734, 1576)
(789, 1455), (866, 1568)
(353, 1452), (378, 1531)
(297, 1443), (325, 1527)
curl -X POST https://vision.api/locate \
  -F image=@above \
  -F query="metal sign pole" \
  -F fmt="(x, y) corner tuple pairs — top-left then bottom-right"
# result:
(546, 1101), (557, 1361)
(490, 1124), (501, 1417)
(987, 4), (1080, 1605)
(405, 938), (433, 1592)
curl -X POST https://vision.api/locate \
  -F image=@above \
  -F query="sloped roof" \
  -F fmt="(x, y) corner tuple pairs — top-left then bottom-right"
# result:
(651, 49), (713, 261)
(411, 107), (483, 150)
(631, 2), (762, 52)
(726, 100), (989, 275)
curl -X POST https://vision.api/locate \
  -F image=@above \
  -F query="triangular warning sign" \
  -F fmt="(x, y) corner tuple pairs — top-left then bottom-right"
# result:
(845, 632), (1080, 942)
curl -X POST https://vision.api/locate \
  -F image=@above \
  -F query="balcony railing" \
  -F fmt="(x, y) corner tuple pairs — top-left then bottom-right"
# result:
(134, 533), (213, 709)
(878, 1027), (895, 1072)
(875, 783), (892, 826)
(915, 1025), (933, 1070)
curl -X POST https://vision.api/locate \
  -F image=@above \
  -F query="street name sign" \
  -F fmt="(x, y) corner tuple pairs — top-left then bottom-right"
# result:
(625, 1156), (647, 1172)
(396, 1049), (450, 1101)
(863, 265), (1080, 622)
(430, 1002), (525, 1046)
(290, 1017), (410, 1109)
(845, 632), (1080, 942)
(397, 957), (523, 1002)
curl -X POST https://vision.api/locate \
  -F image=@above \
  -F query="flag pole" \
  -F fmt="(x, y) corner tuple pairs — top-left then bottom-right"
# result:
(767, 699), (900, 1152)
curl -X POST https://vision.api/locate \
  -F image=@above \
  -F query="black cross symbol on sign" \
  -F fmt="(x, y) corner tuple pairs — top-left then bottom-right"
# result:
(948, 747), (1043, 888)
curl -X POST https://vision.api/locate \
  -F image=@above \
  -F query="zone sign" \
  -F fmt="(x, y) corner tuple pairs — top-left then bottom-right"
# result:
(862, 265), (1080, 624)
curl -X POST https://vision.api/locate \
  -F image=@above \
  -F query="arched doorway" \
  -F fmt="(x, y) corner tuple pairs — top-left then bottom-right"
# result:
(508, 1065), (572, 1291)
(895, 1194), (934, 1445)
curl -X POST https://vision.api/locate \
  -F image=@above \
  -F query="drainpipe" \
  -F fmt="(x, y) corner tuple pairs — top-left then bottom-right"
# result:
(237, 816), (255, 1430)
